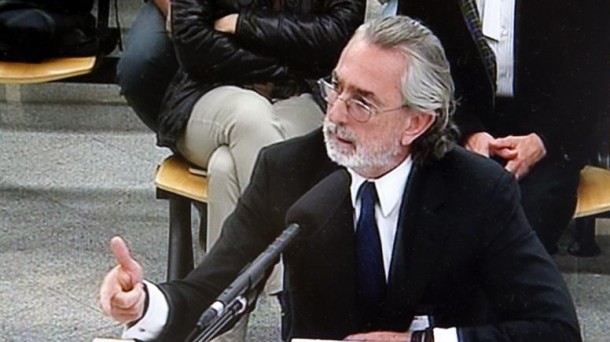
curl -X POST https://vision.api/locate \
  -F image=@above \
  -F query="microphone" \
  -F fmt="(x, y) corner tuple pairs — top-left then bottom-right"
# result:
(190, 169), (350, 341)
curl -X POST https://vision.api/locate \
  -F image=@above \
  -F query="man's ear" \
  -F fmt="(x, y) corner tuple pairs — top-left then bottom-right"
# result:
(401, 111), (436, 146)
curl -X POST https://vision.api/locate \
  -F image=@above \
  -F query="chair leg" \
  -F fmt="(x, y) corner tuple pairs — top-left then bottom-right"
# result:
(193, 201), (208, 251)
(167, 197), (194, 281)
(568, 217), (601, 257)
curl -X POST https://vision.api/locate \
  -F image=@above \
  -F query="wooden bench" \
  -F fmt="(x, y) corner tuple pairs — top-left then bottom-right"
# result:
(0, 0), (119, 85)
(155, 154), (209, 281)
(0, 57), (97, 84)
(568, 165), (610, 257)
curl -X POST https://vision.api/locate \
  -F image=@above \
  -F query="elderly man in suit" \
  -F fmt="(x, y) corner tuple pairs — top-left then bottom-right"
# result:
(99, 16), (581, 342)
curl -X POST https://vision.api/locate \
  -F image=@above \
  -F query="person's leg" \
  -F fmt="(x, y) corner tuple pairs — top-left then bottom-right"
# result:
(518, 157), (581, 254)
(176, 86), (285, 191)
(177, 86), (286, 247)
(273, 93), (325, 139)
(116, 1), (178, 132)
(176, 86), (285, 342)
(205, 146), (239, 250)
(180, 90), (323, 242)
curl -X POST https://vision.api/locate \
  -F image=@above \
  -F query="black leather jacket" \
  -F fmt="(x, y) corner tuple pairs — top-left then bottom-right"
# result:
(156, 0), (366, 148)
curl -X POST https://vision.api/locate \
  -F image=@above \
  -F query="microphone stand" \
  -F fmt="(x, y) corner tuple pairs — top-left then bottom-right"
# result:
(185, 224), (302, 342)
(185, 288), (256, 342)
(184, 169), (351, 342)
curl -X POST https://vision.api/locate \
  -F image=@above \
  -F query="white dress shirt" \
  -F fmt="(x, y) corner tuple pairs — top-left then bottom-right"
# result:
(384, 0), (516, 97)
(122, 280), (168, 340)
(477, 0), (516, 97)
(380, 0), (399, 18)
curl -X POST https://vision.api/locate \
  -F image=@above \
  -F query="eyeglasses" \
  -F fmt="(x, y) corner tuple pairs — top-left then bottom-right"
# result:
(317, 78), (408, 123)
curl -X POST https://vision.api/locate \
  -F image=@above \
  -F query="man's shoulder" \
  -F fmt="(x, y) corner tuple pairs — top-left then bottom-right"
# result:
(425, 145), (519, 213)
(437, 144), (513, 184)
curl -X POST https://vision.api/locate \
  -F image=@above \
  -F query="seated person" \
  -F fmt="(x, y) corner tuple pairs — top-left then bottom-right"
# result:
(448, 1), (610, 254)
(99, 16), (581, 342)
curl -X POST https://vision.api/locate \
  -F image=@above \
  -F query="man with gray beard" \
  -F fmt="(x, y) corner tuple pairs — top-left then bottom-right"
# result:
(99, 16), (580, 342)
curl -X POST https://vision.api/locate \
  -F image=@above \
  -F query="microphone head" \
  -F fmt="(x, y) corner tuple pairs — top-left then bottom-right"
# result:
(285, 169), (351, 235)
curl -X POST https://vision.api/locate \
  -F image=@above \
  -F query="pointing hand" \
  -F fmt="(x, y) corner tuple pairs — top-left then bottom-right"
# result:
(99, 236), (146, 324)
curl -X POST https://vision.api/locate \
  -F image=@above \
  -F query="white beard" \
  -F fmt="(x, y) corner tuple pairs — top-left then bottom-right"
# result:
(323, 118), (402, 174)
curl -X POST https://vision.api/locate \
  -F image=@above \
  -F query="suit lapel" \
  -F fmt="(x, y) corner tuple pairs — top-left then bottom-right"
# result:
(384, 161), (452, 322)
(322, 195), (358, 316)
(299, 189), (359, 330)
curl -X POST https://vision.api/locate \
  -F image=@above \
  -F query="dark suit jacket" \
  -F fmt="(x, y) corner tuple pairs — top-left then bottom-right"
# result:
(402, 0), (610, 163)
(507, 1), (610, 162)
(155, 129), (580, 341)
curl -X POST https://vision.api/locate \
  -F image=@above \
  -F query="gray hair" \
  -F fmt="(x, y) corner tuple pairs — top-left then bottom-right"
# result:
(354, 15), (458, 164)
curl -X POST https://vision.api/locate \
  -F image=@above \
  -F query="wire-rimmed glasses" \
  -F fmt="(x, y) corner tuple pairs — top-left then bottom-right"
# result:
(317, 78), (408, 123)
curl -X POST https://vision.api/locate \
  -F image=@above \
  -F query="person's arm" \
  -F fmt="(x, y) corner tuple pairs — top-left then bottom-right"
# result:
(171, 0), (364, 83)
(170, 0), (293, 83)
(458, 171), (581, 341)
(233, 0), (366, 77)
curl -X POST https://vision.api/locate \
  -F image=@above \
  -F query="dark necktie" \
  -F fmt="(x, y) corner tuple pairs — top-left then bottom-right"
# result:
(459, 0), (498, 87)
(355, 181), (386, 321)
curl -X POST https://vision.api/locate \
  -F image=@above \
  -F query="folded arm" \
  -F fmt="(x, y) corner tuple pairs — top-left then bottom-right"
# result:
(459, 171), (580, 341)
(170, 0), (364, 83)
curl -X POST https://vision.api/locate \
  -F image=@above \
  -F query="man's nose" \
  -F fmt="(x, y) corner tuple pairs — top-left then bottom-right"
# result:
(326, 97), (350, 124)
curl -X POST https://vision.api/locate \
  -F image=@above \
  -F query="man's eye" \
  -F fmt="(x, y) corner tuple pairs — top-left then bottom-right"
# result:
(356, 97), (374, 109)
(353, 99), (372, 111)
(330, 79), (341, 91)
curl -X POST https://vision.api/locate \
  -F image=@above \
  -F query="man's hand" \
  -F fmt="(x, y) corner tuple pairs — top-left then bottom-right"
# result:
(214, 14), (239, 34)
(99, 236), (146, 324)
(465, 131), (496, 157)
(344, 331), (410, 341)
(489, 133), (546, 179)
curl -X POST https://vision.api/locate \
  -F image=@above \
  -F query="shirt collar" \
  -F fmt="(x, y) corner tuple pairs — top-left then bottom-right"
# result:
(348, 157), (414, 217)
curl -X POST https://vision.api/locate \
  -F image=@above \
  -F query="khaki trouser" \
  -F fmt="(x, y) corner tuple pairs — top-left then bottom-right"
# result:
(176, 85), (324, 341)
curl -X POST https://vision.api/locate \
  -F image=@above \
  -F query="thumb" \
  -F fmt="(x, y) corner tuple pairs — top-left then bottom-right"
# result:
(110, 236), (143, 290)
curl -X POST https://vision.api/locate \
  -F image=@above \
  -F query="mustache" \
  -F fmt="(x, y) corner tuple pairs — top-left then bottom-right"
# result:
(323, 120), (355, 142)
